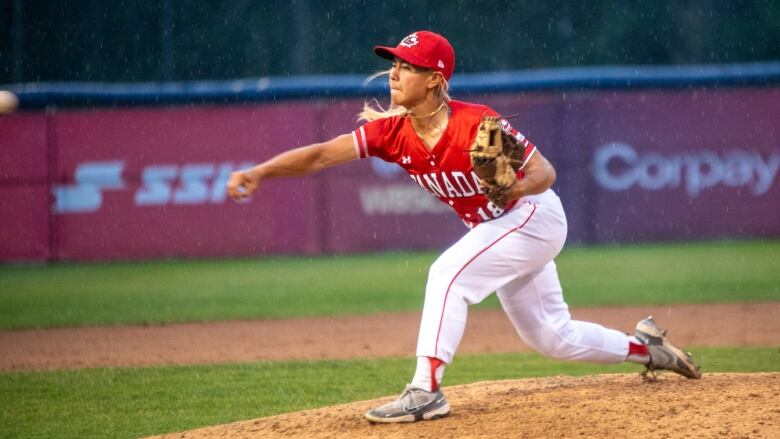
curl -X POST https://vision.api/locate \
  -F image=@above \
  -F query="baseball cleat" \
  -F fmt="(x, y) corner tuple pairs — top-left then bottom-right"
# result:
(635, 316), (702, 380)
(365, 385), (451, 423)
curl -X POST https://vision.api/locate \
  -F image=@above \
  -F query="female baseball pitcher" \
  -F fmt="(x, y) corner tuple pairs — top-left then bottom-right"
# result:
(226, 31), (701, 423)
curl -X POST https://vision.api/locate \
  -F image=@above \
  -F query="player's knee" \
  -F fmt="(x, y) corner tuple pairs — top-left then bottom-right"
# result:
(531, 323), (581, 360)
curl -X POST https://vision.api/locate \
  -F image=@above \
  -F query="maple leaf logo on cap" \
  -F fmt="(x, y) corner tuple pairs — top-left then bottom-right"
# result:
(399, 33), (419, 48)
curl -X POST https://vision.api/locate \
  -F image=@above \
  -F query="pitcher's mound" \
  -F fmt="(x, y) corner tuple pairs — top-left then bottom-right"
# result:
(153, 373), (779, 438)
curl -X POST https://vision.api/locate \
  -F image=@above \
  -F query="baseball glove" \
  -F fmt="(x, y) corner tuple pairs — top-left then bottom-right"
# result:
(469, 115), (528, 208)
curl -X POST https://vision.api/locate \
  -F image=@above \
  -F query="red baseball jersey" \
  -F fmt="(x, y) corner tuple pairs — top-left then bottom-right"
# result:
(352, 100), (537, 227)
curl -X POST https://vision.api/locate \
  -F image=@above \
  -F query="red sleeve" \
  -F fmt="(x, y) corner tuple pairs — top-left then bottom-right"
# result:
(485, 107), (538, 168)
(352, 118), (396, 161)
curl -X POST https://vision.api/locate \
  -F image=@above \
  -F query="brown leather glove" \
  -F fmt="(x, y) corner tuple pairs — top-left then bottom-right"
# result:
(469, 116), (528, 208)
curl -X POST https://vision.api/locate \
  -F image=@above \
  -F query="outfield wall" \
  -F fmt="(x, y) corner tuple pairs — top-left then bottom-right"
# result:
(2, 79), (779, 261)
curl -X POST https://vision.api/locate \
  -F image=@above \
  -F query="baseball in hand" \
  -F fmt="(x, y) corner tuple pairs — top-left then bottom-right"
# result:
(0, 91), (19, 114)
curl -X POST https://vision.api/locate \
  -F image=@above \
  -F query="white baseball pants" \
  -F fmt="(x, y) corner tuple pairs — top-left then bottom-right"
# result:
(415, 189), (630, 366)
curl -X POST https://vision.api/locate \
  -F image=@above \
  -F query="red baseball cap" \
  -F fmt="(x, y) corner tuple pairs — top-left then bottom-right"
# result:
(374, 31), (455, 80)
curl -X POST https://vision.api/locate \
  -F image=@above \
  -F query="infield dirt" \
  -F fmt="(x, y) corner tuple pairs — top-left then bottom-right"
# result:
(2, 302), (779, 371)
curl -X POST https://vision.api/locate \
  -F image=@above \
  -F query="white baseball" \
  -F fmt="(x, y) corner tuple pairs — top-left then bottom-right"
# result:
(0, 91), (19, 114)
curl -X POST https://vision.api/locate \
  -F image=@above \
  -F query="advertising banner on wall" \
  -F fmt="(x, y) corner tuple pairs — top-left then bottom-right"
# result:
(583, 90), (780, 242)
(1, 88), (778, 262)
(47, 104), (325, 260)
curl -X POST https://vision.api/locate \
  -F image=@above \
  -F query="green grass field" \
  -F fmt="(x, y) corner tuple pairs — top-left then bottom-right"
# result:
(1, 240), (778, 329)
(1, 240), (779, 438)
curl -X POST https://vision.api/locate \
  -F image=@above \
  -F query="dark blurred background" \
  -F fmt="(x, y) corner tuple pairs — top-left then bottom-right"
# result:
(2, 0), (780, 83)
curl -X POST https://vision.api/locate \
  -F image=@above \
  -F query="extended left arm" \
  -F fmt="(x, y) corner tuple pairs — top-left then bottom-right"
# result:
(506, 150), (556, 202)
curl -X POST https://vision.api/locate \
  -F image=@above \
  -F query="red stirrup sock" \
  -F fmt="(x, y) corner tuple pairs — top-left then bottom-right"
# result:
(625, 336), (650, 364)
(411, 356), (446, 391)
(428, 357), (445, 391)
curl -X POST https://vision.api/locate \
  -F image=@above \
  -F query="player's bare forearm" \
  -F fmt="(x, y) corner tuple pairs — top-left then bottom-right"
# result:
(507, 151), (556, 201)
(249, 134), (356, 180)
(226, 134), (356, 201)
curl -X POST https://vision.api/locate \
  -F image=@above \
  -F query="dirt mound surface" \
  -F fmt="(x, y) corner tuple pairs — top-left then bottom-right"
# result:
(150, 373), (780, 439)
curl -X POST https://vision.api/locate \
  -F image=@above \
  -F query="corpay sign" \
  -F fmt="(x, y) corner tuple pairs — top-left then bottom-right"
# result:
(593, 142), (780, 197)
